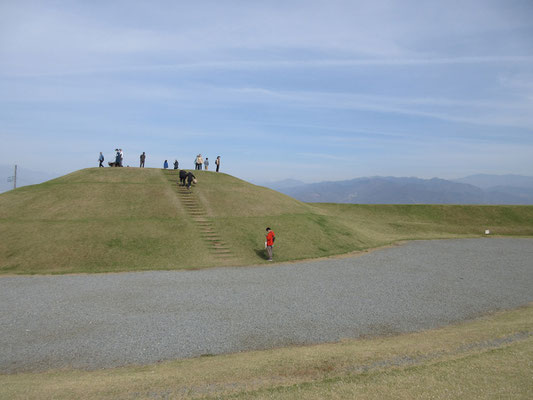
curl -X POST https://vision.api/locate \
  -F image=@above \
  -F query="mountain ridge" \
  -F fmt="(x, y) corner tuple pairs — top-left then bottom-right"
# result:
(264, 174), (533, 204)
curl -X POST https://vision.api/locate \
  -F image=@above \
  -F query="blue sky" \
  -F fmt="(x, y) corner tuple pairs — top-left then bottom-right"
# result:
(1, 0), (532, 183)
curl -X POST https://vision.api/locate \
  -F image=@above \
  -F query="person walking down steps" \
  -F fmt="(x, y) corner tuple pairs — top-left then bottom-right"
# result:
(265, 227), (276, 261)
(98, 152), (104, 167)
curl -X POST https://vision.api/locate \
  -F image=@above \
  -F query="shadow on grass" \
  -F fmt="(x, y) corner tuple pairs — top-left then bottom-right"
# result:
(254, 248), (269, 260)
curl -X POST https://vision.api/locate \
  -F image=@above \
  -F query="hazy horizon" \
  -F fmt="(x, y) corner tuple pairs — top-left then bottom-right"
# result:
(2, 163), (533, 195)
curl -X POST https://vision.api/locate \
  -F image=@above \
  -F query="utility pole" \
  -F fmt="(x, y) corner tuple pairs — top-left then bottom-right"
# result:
(7, 164), (17, 190)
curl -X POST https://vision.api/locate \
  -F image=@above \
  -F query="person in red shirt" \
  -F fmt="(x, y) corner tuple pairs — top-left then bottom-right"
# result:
(265, 227), (276, 261)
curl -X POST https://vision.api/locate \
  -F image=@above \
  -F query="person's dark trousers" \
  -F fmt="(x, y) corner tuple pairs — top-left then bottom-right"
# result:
(140, 162), (144, 168)
(216, 165), (219, 172)
(99, 161), (104, 167)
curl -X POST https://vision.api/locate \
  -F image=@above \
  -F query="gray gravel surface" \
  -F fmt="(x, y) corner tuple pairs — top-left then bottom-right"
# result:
(1, 238), (532, 373)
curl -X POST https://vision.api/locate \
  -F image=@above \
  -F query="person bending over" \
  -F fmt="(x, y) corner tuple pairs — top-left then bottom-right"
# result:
(178, 170), (197, 189)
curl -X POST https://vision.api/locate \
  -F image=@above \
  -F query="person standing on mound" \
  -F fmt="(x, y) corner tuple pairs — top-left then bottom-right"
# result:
(265, 227), (276, 261)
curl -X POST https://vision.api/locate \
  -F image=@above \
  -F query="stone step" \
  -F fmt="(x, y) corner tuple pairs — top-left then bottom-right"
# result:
(209, 242), (228, 247)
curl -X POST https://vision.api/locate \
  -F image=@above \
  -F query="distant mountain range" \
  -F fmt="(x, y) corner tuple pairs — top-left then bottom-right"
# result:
(263, 174), (533, 205)
(3, 168), (533, 205)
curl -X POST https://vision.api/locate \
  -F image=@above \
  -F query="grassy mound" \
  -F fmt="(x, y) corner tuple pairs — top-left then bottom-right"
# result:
(1, 167), (532, 274)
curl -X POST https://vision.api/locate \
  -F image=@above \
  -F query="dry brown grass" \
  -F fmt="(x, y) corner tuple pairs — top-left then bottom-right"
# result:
(1, 304), (531, 399)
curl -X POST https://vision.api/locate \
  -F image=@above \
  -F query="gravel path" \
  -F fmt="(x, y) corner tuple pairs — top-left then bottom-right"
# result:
(1, 238), (532, 373)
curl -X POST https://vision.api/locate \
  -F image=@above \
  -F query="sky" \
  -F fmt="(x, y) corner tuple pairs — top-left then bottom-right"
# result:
(1, 0), (532, 183)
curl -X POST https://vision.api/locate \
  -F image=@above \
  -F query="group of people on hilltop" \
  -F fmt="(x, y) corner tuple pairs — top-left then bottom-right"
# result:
(194, 154), (221, 172)
(98, 151), (221, 173)
(163, 159), (180, 169)
(97, 149), (126, 167)
(98, 149), (124, 167)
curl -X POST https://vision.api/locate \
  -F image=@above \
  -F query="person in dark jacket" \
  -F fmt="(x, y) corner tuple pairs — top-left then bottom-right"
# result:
(186, 172), (196, 189)
(173, 160), (179, 169)
(178, 170), (196, 188)
(179, 169), (188, 186)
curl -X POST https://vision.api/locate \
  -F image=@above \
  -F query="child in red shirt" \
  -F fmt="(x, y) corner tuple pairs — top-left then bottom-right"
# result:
(265, 227), (275, 261)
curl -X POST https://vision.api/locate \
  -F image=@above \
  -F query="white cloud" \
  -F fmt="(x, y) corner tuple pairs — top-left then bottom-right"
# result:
(1, 0), (532, 180)
(2, 0), (532, 76)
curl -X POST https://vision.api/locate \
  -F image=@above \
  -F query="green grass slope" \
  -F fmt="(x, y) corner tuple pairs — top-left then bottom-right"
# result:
(1, 167), (532, 274)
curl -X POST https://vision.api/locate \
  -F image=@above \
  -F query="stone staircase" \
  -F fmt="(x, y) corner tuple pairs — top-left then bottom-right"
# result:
(164, 170), (234, 263)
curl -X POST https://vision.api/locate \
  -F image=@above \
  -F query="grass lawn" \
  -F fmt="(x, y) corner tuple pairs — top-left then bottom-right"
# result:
(1, 167), (532, 274)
